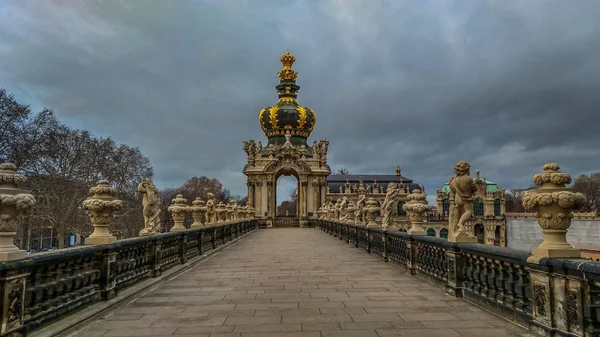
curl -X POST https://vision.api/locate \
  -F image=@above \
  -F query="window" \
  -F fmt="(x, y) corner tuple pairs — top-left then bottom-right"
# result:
(473, 198), (484, 216)
(442, 199), (449, 215)
(440, 228), (448, 239)
(397, 201), (406, 216)
(494, 199), (501, 216)
(427, 228), (436, 237)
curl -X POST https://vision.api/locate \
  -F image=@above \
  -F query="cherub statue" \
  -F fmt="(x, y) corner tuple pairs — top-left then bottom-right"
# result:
(381, 182), (400, 230)
(448, 160), (478, 237)
(205, 192), (217, 224)
(138, 178), (162, 236)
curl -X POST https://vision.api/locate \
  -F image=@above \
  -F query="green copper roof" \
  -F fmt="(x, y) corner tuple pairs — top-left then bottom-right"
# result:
(441, 179), (498, 193)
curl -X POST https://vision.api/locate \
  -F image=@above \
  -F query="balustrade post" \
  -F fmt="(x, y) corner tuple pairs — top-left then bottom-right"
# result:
(199, 230), (205, 255)
(222, 226), (226, 245)
(407, 237), (417, 275)
(100, 251), (118, 300)
(150, 238), (162, 277)
(340, 224), (344, 241)
(445, 244), (465, 297)
(355, 227), (359, 248)
(382, 232), (389, 262)
(179, 234), (188, 264)
(367, 229), (372, 254)
(0, 270), (28, 336)
(212, 227), (217, 249)
(229, 224), (233, 241)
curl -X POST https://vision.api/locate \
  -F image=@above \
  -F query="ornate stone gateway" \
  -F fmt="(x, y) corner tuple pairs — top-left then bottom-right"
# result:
(243, 52), (330, 227)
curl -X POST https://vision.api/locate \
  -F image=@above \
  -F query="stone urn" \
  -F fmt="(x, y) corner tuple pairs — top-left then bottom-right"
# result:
(346, 203), (356, 224)
(364, 198), (380, 228)
(247, 206), (256, 219)
(0, 163), (35, 261)
(168, 194), (188, 232)
(189, 197), (206, 229)
(403, 189), (431, 236)
(83, 180), (123, 245)
(225, 203), (234, 222)
(522, 163), (586, 258)
(216, 201), (227, 223)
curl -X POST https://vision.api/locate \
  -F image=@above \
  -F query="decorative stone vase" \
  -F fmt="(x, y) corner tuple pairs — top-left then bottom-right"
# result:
(403, 189), (431, 236)
(83, 180), (123, 245)
(168, 194), (188, 232)
(522, 163), (586, 258)
(226, 203), (236, 221)
(189, 197), (206, 229)
(216, 201), (227, 223)
(346, 204), (356, 224)
(364, 198), (380, 228)
(0, 163), (35, 261)
(248, 206), (256, 219)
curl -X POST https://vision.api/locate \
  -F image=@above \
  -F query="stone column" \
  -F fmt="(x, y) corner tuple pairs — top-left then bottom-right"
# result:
(266, 180), (273, 225)
(522, 163), (585, 259)
(189, 197), (206, 229)
(364, 198), (380, 228)
(403, 189), (431, 236)
(312, 181), (319, 218)
(300, 181), (308, 226)
(255, 181), (262, 218)
(0, 163), (35, 261)
(84, 180), (123, 245)
(247, 182), (254, 209)
(168, 194), (188, 232)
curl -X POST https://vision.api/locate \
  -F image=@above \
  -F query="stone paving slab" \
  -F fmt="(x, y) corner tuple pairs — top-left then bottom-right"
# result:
(73, 228), (537, 337)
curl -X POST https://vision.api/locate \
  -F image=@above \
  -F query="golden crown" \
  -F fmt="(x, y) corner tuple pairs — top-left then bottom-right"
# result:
(277, 51), (298, 82)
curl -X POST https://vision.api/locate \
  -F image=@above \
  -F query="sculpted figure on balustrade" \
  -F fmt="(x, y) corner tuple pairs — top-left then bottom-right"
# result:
(205, 192), (217, 224)
(381, 182), (400, 230)
(138, 178), (162, 236)
(448, 160), (478, 242)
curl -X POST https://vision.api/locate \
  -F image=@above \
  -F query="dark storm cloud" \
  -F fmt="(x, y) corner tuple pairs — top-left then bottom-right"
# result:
(1, 0), (599, 202)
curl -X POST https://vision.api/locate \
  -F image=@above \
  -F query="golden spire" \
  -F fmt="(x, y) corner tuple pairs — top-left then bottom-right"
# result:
(277, 51), (298, 82)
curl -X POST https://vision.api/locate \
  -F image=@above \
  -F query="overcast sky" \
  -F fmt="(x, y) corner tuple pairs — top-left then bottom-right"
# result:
(1, 0), (599, 204)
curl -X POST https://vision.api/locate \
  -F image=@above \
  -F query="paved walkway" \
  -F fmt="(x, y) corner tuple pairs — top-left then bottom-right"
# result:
(75, 229), (534, 337)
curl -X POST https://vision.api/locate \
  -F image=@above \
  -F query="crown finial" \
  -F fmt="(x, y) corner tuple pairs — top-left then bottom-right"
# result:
(277, 51), (298, 82)
(396, 166), (401, 176)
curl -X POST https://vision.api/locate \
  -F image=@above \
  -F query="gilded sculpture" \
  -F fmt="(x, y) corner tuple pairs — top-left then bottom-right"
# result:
(448, 160), (477, 240)
(138, 178), (162, 236)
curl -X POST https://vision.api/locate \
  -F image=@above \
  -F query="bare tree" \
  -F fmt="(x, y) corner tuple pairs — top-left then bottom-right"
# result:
(572, 173), (600, 213)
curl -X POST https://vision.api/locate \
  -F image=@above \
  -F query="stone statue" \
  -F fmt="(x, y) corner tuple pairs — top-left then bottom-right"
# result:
(448, 160), (477, 238)
(381, 182), (400, 230)
(228, 200), (238, 220)
(137, 178), (162, 236)
(205, 192), (217, 224)
(243, 140), (257, 158)
(255, 141), (262, 155)
(355, 194), (366, 224)
(339, 197), (348, 220)
(284, 130), (292, 144)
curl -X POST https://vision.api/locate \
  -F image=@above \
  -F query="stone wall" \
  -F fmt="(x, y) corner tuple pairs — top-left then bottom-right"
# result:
(507, 217), (600, 252)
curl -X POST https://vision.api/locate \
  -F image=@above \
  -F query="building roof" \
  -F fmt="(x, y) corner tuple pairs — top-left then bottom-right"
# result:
(327, 174), (421, 193)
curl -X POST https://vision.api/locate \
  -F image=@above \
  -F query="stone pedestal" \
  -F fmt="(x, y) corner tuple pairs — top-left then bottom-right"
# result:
(84, 180), (122, 245)
(168, 194), (188, 232)
(189, 197), (206, 229)
(403, 189), (431, 236)
(522, 163), (585, 259)
(0, 163), (35, 261)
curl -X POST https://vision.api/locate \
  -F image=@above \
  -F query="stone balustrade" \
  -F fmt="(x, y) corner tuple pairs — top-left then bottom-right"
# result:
(0, 220), (258, 336)
(316, 219), (600, 337)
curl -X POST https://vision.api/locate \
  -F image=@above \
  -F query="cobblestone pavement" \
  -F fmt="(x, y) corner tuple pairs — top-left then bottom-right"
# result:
(75, 228), (535, 337)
